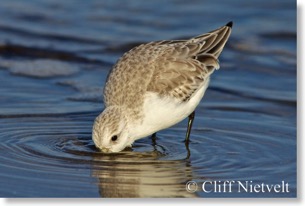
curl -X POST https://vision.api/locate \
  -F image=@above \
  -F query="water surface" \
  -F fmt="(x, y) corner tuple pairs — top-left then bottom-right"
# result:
(0, 0), (296, 197)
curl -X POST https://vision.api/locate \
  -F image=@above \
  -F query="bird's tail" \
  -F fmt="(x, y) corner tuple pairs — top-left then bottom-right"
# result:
(191, 21), (233, 58)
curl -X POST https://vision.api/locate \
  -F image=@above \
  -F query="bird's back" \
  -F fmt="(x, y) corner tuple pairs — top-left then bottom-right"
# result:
(103, 22), (232, 120)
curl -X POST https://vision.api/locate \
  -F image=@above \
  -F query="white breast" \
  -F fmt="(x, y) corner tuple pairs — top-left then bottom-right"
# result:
(129, 79), (210, 140)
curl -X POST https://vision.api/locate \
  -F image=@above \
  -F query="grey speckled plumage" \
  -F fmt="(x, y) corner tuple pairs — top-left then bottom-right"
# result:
(104, 22), (232, 122)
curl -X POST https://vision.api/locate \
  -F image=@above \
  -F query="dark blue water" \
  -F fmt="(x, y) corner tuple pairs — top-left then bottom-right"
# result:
(0, 0), (296, 197)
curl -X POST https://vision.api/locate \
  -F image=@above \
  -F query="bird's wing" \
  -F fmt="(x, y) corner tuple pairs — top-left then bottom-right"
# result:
(146, 52), (219, 102)
(147, 23), (232, 101)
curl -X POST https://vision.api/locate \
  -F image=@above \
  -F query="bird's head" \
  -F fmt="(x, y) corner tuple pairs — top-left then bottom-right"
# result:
(92, 107), (131, 153)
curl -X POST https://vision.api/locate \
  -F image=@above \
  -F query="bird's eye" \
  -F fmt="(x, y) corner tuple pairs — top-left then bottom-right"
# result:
(111, 135), (118, 142)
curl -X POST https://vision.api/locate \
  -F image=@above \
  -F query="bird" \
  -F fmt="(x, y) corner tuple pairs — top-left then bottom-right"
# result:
(92, 21), (233, 153)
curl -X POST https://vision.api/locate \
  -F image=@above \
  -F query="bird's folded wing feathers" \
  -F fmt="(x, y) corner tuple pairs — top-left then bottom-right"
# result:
(146, 24), (231, 102)
(147, 53), (219, 102)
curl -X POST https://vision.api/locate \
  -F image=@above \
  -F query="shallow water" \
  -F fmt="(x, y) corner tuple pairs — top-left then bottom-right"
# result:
(0, 0), (296, 197)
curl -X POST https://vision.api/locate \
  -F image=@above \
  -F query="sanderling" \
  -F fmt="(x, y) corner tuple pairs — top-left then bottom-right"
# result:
(93, 22), (233, 153)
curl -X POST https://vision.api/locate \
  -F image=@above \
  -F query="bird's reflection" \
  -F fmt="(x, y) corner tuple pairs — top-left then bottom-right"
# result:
(91, 135), (197, 197)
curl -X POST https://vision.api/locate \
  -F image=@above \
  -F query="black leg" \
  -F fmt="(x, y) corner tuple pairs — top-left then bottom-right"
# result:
(185, 111), (195, 143)
(151, 133), (157, 146)
(185, 140), (191, 159)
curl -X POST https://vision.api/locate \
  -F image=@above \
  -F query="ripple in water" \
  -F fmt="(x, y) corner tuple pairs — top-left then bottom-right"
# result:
(0, 114), (197, 197)
(1, 59), (80, 78)
(0, 109), (296, 197)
